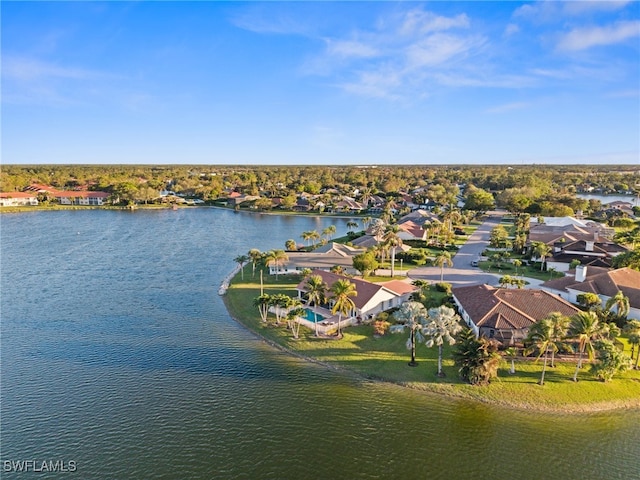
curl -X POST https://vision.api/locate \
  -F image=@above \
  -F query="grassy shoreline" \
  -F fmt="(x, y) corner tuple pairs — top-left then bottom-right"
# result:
(222, 267), (640, 414)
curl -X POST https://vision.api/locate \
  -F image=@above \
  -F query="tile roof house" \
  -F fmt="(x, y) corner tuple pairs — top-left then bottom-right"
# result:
(541, 266), (640, 320)
(452, 284), (581, 346)
(546, 237), (628, 271)
(296, 269), (417, 321)
(23, 184), (109, 206)
(0, 191), (39, 206)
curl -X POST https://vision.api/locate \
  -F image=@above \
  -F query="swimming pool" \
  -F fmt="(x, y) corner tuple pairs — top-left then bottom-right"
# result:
(303, 308), (325, 323)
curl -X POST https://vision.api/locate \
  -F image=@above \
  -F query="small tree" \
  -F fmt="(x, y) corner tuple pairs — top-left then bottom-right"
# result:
(591, 340), (631, 382)
(352, 251), (379, 278)
(453, 328), (501, 386)
(577, 292), (601, 311)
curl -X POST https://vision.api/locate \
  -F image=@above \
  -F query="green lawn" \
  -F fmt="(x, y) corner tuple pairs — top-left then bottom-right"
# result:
(224, 266), (640, 412)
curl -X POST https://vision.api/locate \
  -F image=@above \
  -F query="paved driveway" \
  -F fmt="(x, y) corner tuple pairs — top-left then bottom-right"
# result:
(408, 211), (505, 287)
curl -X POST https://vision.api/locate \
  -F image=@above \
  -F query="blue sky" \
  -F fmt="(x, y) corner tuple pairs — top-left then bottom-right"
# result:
(2, 1), (639, 165)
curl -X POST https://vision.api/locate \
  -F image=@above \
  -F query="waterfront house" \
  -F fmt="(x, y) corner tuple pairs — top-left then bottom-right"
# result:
(452, 284), (581, 346)
(0, 192), (39, 207)
(267, 242), (364, 276)
(296, 269), (417, 321)
(22, 183), (110, 206)
(541, 266), (640, 320)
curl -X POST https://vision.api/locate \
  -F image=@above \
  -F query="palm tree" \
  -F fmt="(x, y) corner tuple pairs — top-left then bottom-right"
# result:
(390, 301), (427, 366)
(265, 249), (288, 280)
(369, 218), (386, 241)
(301, 230), (314, 247)
(623, 320), (640, 369)
(422, 305), (462, 377)
(304, 274), (328, 337)
(568, 311), (604, 382)
(330, 279), (357, 337)
(452, 328), (501, 386)
(434, 251), (453, 282)
(248, 248), (262, 277)
(383, 225), (403, 277)
(513, 259), (522, 276)
(346, 221), (359, 233)
(360, 187), (373, 208)
(286, 303), (306, 339)
(605, 291), (630, 320)
(233, 254), (249, 280)
(504, 347), (518, 374)
(269, 294), (293, 325)
(532, 241), (552, 271)
(285, 239), (297, 251)
(253, 293), (271, 323)
(526, 318), (556, 385)
(322, 225), (336, 241)
(309, 230), (321, 247)
(361, 216), (373, 231)
(547, 312), (570, 368)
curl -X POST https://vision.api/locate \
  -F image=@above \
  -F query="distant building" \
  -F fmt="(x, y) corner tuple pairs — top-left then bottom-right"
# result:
(0, 192), (39, 207)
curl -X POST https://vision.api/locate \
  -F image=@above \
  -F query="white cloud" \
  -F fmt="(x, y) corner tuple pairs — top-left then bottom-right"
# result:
(399, 10), (470, 35)
(563, 1), (632, 15)
(504, 23), (520, 36)
(557, 20), (640, 51)
(325, 39), (379, 59)
(486, 101), (531, 114)
(405, 33), (482, 69)
(3, 56), (103, 81)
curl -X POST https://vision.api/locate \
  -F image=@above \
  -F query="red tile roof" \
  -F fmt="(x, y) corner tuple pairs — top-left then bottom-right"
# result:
(453, 284), (581, 330)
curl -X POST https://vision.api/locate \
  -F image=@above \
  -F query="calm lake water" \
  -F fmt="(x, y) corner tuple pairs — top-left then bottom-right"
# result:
(576, 193), (640, 207)
(1, 208), (639, 479)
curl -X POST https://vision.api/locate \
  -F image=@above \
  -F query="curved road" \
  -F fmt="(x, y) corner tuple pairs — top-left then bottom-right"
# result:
(408, 211), (505, 287)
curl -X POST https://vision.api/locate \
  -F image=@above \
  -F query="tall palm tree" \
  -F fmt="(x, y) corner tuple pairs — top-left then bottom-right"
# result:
(383, 225), (403, 277)
(361, 216), (373, 231)
(568, 311), (604, 382)
(391, 301), (427, 366)
(532, 241), (552, 271)
(322, 225), (336, 241)
(434, 251), (453, 282)
(623, 320), (640, 369)
(422, 305), (462, 377)
(330, 279), (357, 337)
(301, 230), (312, 246)
(233, 254), (249, 280)
(526, 318), (555, 385)
(304, 274), (328, 337)
(360, 187), (373, 208)
(369, 218), (386, 241)
(547, 312), (570, 368)
(248, 248), (262, 278)
(346, 221), (359, 233)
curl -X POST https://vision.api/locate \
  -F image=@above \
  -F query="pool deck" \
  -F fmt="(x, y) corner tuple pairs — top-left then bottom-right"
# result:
(297, 305), (358, 335)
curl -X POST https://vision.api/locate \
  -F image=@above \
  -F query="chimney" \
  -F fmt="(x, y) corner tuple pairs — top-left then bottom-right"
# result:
(575, 265), (587, 282)
(585, 241), (594, 252)
(594, 231), (599, 243)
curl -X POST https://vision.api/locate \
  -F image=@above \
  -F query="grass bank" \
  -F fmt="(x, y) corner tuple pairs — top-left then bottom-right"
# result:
(223, 266), (640, 413)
